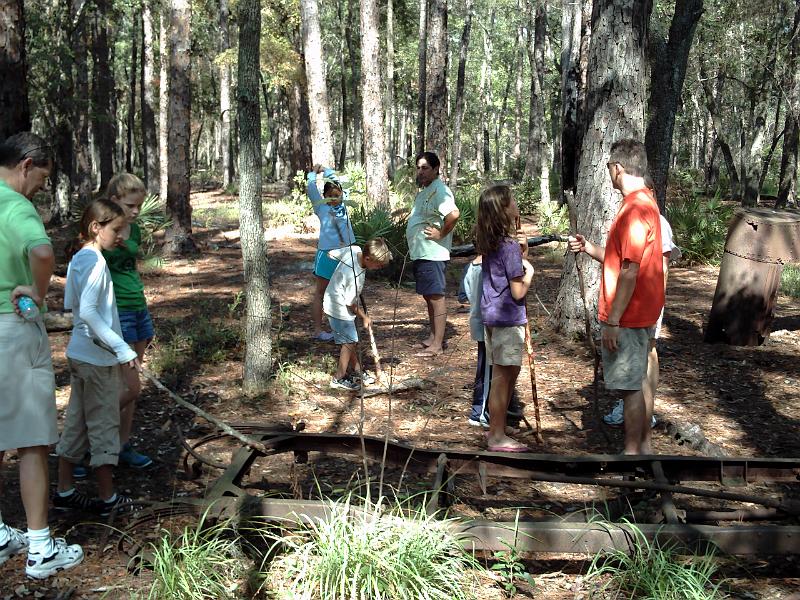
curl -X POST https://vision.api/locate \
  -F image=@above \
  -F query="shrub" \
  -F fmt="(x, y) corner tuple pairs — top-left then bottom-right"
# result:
(145, 514), (245, 599)
(453, 184), (480, 245)
(586, 520), (725, 599)
(349, 203), (409, 281)
(535, 199), (569, 235)
(514, 179), (540, 215)
(258, 496), (484, 599)
(781, 264), (800, 298)
(666, 196), (734, 264)
(138, 194), (172, 253)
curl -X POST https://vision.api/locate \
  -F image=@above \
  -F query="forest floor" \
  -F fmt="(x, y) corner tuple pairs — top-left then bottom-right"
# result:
(2, 187), (800, 599)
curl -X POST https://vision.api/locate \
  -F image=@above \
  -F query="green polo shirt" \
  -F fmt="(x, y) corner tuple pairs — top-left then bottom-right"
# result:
(405, 178), (458, 261)
(102, 222), (147, 311)
(0, 180), (52, 314)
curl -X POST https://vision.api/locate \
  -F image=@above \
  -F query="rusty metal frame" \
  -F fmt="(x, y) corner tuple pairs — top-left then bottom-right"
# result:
(126, 427), (800, 557)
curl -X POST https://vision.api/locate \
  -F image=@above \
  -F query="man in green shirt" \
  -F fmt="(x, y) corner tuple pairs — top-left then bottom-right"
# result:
(0, 133), (83, 578)
(405, 152), (460, 357)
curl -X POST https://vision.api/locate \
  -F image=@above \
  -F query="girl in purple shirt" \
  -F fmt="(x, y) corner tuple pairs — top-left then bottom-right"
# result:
(475, 185), (534, 452)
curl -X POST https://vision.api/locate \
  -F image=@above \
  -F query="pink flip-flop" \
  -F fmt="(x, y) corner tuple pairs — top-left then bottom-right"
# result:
(487, 443), (530, 453)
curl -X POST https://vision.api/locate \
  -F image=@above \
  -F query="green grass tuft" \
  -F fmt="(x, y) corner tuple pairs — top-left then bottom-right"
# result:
(780, 264), (800, 298)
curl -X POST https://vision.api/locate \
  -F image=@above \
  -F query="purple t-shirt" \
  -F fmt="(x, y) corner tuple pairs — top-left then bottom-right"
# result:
(480, 238), (527, 327)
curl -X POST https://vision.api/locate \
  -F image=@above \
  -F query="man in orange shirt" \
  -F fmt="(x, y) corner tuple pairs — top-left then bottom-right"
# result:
(569, 139), (664, 455)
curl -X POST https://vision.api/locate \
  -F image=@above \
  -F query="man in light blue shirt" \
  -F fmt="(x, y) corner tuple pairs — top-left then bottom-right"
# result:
(405, 152), (459, 356)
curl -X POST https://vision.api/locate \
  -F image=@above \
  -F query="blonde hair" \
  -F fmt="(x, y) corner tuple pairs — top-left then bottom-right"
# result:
(475, 185), (516, 255)
(106, 172), (145, 200)
(364, 237), (393, 266)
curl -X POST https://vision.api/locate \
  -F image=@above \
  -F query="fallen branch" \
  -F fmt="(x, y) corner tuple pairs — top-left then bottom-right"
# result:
(142, 369), (272, 455)
(359, 377), (429, 398)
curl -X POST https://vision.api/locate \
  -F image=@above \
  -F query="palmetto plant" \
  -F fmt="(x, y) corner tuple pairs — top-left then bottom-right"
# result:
(666, 195), (733, 264)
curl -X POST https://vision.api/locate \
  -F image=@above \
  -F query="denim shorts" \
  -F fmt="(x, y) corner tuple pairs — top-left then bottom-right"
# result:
(327, 316), (358, 345)
(412, 259), (447, 296)
(314, 249), (339, 279)
(119, 308), (155, 344)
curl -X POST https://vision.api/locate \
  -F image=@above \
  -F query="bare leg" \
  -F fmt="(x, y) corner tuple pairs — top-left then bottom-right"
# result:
(57, 457), (75, 494)
(119, 340), (148, 445)
(640, 340), (658, 454)
(19, 446), (50, 530)
(622, 390), (647, 455)
(335, 343), (356, 379)
(312, 275), (330, 336)
(95, 465), (114, 501)
(423, 294), (447, 353)
(486, 365), (525, 449)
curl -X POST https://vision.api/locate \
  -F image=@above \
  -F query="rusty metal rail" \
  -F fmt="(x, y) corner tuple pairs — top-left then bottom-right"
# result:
(123, 426), (800, 558)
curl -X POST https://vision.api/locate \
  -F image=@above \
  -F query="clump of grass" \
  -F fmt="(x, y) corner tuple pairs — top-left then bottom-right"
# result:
(780, 264), (800, 298)
(257, 495), (484, 599)
(144, 515), (245, 599)
(586, 520), (725, 599)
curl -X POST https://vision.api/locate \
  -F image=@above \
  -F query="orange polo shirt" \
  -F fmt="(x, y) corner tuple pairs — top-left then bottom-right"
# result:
(598, 188), (664, 328)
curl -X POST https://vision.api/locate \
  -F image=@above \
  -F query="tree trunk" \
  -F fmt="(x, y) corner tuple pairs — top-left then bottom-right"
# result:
(337, 0), (348, 168)
(449, 0), (473, 187)
(126, 13), (138, 174)
(386, 0), (396, 176)
(141, 0), (159, 194)
(92, 0), (115, 191)
(644, 0), (703, 211)
(699, 64), (740, 198)
(299, 0), (335, 167)
(238, 0), (272, 393)
(425, 0), (448, 171)
(416, 0), (427, 155)
(480, 12), (494, 174)
(777, 1), (800, 208)
(513, 5), (524, 161)
(559, 0), (585, 194)
(74, 17), (93, 207)
(165, 0), (196, 254)
(360, 0), (389, 207)
(287, 75), (313, 175)
(553, 0), (652, 336)
(346, 0), (361, 163)
(524, 0), (549, 205)
(219, 0), (233, 187)
(159, 5), (169, 200)
(0, 0), (30, 137)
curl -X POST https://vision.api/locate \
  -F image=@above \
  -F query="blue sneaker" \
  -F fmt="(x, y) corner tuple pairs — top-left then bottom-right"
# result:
(118, 443), (153, 469)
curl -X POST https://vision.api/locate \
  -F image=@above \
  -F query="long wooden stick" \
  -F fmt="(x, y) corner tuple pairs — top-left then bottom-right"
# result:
(142, 368), (271, 455)
(359, 294), (385, 384)
(523, 311), (544, 444)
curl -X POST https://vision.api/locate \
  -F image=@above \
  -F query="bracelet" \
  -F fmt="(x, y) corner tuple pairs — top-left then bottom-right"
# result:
(605, 322), (619, 327)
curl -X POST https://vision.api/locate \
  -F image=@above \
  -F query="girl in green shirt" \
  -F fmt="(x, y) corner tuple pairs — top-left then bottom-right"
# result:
(102, 173), (154, 469)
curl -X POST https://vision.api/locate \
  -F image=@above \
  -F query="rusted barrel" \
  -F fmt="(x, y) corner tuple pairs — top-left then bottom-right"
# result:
(705, 208), (800, 346)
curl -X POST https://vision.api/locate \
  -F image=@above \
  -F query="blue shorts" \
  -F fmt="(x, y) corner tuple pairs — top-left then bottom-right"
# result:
(314, 249), (339, 279)
(118, 308), (155, 344)
(327, 316), (358, 345)
(412, 259), (447, 296)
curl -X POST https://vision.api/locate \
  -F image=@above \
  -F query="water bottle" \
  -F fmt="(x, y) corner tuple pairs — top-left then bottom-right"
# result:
(17, 295), (40, 321)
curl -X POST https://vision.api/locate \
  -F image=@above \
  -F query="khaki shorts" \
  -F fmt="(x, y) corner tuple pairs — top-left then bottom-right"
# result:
(601, 326), (652, 391)
(484, 325), (526, 367)
(0, 314), (58, 452)
(56, 359), (122, 467)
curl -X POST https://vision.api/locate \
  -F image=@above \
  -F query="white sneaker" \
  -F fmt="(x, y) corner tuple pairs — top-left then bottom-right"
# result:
(26, 538), (84, 579)
(0, 526), (28, 566)
(603, 400), (657, 428)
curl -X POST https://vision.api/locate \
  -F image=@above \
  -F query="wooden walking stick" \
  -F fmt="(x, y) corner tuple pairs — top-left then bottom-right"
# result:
(359, 294), (386, 385)
(523, 307), (544, 444)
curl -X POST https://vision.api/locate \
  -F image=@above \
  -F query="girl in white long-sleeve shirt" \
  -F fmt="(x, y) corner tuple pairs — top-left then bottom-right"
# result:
(54, 199), (139, 516)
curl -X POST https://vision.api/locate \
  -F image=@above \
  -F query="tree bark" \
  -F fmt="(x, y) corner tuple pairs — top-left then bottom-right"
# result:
(0, 0), (30, 137)
(644, 0), (703, 211)
(525, 0), (550, 204)
(74, 14), (93, 207)
(559, 0), (586, 194)
(299, 0), (335, 166)
(219, 0), (233, 187)
(480, 11), (494, 174)
(92, 0), (115, 191)
(449, 0), (473, 187)
(416, 0), (428, 156)
(360, 0), (389, 207)
(699, 64), (740, 198)
(141, 0), (159, 194)
(513, 4), (524, 161)
(425, 0), (448, 171)
(165, 0), (196, 254)
(386, 0), (396, 176)
(159, 5), (169, 200)
(553, 0), (652, 336)
(238, 0), (272, 393)
(777, 0), (800, 208)
(346, 0), (361, 163)
(337, 0), (348, 168)
(126, 12), (138, 173)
